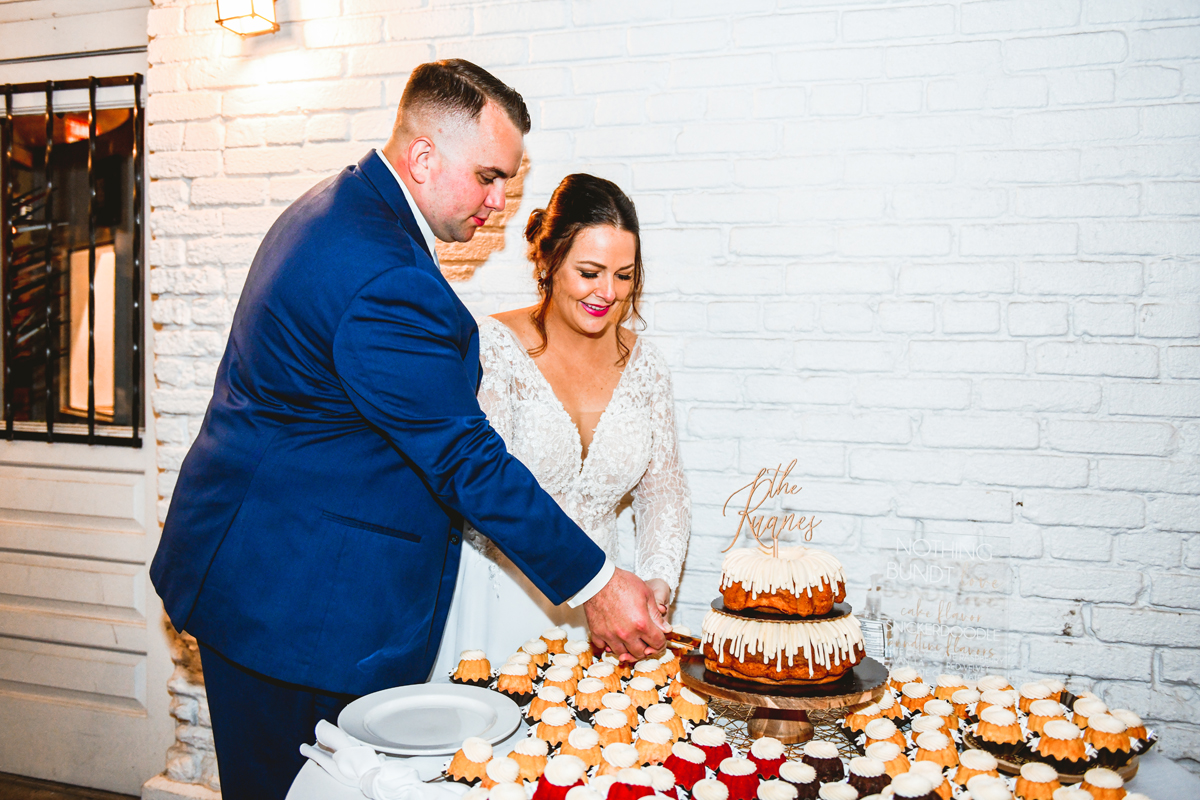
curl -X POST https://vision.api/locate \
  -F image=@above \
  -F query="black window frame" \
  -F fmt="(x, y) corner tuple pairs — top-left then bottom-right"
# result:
(1, 74), (144, 447)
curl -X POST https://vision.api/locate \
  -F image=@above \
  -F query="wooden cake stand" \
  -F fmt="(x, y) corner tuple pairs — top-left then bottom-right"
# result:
(680, 601), (887, 744)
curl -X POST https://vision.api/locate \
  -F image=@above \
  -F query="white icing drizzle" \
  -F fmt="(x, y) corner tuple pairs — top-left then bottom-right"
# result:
(616, 768), (652, 787)
(864, 742), (900, 762)
(545, 666), (574, 683)
(692, 779), (730, 800)
(1043, 719), (1082, 740)
(587, 662), (615, 678)
(892, 772), (936, 796)
(565, 640), (591, 656)
(658, 649), (677, 664)
(803, 740), (840, 759)
(1074, 697), (1108, 717)
(1110, 709), (1143, 728)
(902, 682), (933, 699)
(758, 780), (799, 800)
(1088, 714), (1128, 734)
(538, 686), (567, 703)
(1051, 789), (1093, 800)
(672, 741), (705, 763)
(485, 757), (520, 784)
(915, 731), (951, 752)
(779, 761), (817, 784)
(979, 689), (1016, 707)
(701, 609), (863, 671)
(750, 737), (785, 759)
(553, 654), (580, 669)
(1019, 761), (1058, 782)
(461, 737), (492, 763)
(971, 783), (1013, 800)
(691, 724), (726, 746)
(967, 775), (1006, 794)
(628, 676), (657, 692)
(1082, 768), (1124, 790)
(889, 667), (919, 683)
(720, 546), (846, 598)
(499, 663), (528, 677)
(979, 706), (1017, 727)
(923, 699), (954, 717)
(951, 688), (981, 705)
(719, 757), (756, 776)
(544, 755), (586, 786)
(523, 639), (548, 656)
(816, 784), (858, 800)
(540, 706), (572, 727)
(507, 652), (532, 665)
(543, 628), (568, 641)
(644, 766), (676, 792)
(863, 719), (898, 740)
(875, 692), (897, 710)
(602, 743), (639, 769)
(594, 709), (628, 730)
(959, 749), (998, 771)
(909, 762), (944, 782)
(514, 737), (549, 756)
(849, 757), (886, 777)
(459, 650), (487, 661)
(679, 687), (705, 705)
(976, 676), (1009, 692)
(603, 692), (632, 710)
(937, 674), (965, 688)
(633, 659), (660, 674)
(568, 727), (600, 749)
(645, 704), (677, 724)
(577, 678), (605, 695)
(911, 715), (945, 734)
(1029, 699), (1065, 717)
(566, 788), (601, 800)
(638, 722), (672, 744)
(1020, 682), (1051, 700)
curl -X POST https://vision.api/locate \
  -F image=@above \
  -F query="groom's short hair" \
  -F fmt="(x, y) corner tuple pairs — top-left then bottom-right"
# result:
(397, 59), (531, 136)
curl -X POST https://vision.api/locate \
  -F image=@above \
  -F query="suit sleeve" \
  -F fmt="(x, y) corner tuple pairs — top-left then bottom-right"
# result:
(332, 265), (606, 605)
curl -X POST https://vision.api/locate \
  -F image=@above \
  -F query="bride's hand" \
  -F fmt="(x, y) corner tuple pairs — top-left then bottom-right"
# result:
(584, 568), (669, 660)
(646, 579), (671, 617)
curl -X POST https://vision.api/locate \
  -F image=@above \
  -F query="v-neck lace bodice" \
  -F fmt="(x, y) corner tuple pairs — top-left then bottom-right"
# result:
(469, 316), (690, 590)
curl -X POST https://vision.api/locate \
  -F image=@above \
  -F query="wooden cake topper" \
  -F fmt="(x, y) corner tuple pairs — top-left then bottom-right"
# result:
(721, 459), (821, 554)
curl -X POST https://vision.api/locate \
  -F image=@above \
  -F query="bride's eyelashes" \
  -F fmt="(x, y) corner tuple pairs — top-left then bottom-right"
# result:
(576, 270), (633, 281)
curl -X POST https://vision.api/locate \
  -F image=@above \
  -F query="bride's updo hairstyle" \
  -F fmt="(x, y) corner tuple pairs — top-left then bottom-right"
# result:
(524, 173), (644, 365)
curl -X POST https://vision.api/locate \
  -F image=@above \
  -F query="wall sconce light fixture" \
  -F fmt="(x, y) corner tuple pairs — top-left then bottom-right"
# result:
(216, 0), (280, 36)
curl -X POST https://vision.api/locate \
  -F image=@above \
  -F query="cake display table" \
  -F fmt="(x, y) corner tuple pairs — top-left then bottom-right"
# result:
(681, 601), (887, 744)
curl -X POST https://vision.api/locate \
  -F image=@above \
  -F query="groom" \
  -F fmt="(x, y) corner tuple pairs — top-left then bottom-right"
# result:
(151, 60), (666, 799)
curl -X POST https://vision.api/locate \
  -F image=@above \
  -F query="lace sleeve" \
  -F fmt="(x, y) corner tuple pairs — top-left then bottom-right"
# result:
(476, 320), (514, 442)
(631, 343), (691, 599)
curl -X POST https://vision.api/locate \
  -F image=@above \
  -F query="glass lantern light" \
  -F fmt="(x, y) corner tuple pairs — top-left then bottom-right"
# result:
(215, 0), (280, 36)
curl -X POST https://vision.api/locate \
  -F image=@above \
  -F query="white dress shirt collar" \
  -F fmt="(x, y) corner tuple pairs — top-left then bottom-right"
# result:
(374, 148), (439, 265)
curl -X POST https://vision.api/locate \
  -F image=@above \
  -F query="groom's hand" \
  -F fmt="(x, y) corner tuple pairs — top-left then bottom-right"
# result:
(584, 568), (670, 660)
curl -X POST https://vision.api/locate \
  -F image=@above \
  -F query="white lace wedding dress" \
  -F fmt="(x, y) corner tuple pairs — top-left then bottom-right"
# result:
(430, 316), (691, 678)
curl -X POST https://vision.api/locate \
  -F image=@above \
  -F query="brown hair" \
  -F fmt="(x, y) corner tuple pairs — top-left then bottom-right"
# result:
(524, 174), (644, 365)
(397, 59), (531, 135)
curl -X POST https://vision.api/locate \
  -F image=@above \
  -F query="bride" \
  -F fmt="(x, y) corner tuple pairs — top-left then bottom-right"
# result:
(432, 174), (691, 674)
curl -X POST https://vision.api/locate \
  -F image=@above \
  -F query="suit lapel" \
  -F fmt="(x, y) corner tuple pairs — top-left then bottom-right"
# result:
(356, 151), (432, 261)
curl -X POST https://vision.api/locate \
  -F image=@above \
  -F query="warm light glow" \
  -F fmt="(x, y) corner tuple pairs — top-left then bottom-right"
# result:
(216, 0), (279, 36)
(68, 246), (116, 420)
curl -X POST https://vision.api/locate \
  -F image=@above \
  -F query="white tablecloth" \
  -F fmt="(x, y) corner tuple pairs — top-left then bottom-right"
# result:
(288, 748), (1199, 800)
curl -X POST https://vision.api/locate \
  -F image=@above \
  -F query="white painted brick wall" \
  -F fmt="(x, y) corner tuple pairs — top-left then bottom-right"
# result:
(147, 0), (1200, 778)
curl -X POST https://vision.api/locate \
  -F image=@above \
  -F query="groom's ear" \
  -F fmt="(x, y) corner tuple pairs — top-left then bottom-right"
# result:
(407, 136), (434, 185)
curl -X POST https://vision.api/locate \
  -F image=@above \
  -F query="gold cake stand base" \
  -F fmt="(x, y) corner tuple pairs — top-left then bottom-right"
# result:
(680, 653), (887, 749)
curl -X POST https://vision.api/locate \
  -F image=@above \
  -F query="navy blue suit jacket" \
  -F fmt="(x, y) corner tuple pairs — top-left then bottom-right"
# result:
(151, 151), (606, 696)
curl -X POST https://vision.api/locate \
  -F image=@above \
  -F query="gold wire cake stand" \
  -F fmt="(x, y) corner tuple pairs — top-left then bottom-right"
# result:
(680, 652), (887, 748)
